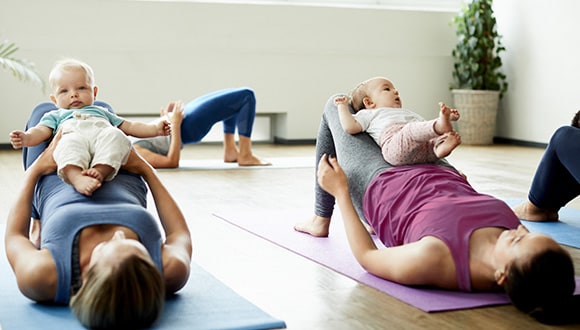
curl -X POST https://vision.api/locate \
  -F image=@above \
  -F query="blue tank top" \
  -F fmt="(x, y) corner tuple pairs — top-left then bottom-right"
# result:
(34, 172), (164, 304)
(363, 164), (520, 291)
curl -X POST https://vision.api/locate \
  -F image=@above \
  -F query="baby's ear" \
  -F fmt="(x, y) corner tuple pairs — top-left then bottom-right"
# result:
(362, 97), (374, 109)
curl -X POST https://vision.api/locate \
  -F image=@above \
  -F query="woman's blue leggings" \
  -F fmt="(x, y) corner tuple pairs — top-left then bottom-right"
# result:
(528, 126), (580, 209)
(180, 87), (256, 144)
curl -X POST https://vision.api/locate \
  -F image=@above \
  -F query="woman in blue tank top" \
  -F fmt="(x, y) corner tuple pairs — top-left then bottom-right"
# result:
(295, 85), (577, 324)
(6, 120), (192, 328)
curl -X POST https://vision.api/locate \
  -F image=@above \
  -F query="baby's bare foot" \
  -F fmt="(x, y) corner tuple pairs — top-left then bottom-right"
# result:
(70, 175), (102, 196)
(83, 168), (104, 182)
(294, 215), (330, 237)
(434, 131), (461, 158)
(434, 102), (460, 135)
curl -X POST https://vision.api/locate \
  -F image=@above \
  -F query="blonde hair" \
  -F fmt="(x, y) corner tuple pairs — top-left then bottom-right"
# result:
(48, 58), (95, 92)
(70, 254), (165, 329)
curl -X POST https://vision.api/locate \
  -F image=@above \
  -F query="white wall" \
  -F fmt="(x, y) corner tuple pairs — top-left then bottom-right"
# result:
(494, 0), (580, 144)
(0, 0), (456, 144)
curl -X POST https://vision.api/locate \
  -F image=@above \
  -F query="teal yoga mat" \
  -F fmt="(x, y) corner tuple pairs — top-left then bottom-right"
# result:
(505, 199), (580, 248)
(0, 225), (285, 330)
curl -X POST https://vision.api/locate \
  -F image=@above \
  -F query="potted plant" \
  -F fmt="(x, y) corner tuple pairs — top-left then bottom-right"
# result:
(0, 38), (45, 91)
(450, 0), (508, 144)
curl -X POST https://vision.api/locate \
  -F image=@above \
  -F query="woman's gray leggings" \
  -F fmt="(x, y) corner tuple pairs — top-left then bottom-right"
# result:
(314, 95), (392, 221)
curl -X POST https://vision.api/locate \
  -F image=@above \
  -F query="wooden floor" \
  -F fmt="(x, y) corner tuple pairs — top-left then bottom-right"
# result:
(1, 143), (579, 329)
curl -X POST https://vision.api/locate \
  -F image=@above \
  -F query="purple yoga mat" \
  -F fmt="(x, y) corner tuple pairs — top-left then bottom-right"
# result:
(213, 208), (580, 313)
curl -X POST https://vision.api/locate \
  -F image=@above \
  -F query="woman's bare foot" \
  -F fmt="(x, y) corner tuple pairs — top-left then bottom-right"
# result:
(238, 153), (272, 166)
(224, 135), (271, 165)
(224, 145), (239, 163)
(294, 215), (331, 237)
(434, 131), (461, 158)
(434, 102), (460, 135)
(224, 148), (271, 166)
(223, 133), (240, 163)
(512, 200), (559, 222)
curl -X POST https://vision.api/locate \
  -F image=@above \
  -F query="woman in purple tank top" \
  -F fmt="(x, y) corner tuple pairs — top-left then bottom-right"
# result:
(295, 85), (576, 324)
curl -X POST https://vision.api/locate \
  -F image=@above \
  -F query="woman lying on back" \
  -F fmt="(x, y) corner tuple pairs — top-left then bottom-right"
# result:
(295, 77), (576, 324)
(6, 132), (192, 329)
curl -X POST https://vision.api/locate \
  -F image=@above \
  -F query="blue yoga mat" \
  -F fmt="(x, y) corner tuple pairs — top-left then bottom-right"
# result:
(0, 225), (285, 330)
(505, 199), (580, 248)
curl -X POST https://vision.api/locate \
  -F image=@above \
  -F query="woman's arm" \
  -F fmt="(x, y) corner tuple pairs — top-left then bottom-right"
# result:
(133, 101), (184, 169)
(317, 155), (456, 288)
(317, 154), (379, 256)
(5, 134), (61, 302)
(123, 148), (192, 293)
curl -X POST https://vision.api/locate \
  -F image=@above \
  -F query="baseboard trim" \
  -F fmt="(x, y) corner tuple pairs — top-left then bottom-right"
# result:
(273, 137), (316, 145)
(493, 137), (547, 149)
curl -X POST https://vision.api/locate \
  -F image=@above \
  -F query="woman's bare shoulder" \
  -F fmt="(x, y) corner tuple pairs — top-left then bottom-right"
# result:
(13, 249), (58, 302)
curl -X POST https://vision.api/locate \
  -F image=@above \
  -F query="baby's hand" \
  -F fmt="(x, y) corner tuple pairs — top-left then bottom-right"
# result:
(334, 95), (349, 106)
(9, 130), (27, 149)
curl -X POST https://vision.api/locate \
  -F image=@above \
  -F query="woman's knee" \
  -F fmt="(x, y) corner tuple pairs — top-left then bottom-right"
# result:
(552, 126), (579, 144)
(240, 88), (256, 110)
(240, 88), (255, 100)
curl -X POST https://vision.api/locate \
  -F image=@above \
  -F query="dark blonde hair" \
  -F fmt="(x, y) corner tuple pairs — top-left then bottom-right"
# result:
(70, 254), (165, 329)
(48, 58), (95, 93)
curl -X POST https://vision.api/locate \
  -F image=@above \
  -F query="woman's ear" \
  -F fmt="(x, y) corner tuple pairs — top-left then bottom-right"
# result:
(494, 268), (507, 286)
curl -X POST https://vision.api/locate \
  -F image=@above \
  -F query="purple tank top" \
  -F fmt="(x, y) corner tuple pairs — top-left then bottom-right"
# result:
(363, 164), (520, 291)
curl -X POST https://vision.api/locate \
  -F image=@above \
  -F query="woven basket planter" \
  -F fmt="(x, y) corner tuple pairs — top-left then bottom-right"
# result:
(451, 89), (500, 145)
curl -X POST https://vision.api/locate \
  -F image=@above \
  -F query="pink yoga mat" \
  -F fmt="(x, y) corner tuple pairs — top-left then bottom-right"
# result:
(213, 208), (580, 312)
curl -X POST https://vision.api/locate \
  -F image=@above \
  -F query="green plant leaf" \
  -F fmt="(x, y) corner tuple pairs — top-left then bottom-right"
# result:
(0, 39), (45, 92)
(450, 0), (507, 98)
